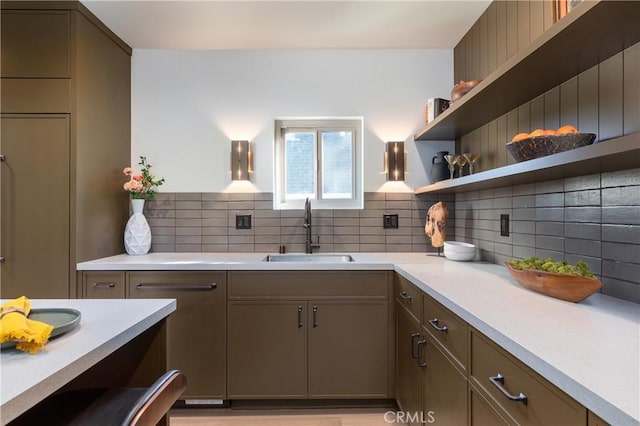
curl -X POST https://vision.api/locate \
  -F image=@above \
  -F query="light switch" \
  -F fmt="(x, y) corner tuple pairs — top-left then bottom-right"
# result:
(383, 214), (399, 229)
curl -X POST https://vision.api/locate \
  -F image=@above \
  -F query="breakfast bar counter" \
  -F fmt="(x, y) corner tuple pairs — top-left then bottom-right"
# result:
(0, 298), (176, 425)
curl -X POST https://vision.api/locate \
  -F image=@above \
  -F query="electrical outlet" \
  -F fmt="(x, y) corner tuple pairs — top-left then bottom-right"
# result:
(500, 214), (510, 237)
(236, 214), (252, 230)
(383, 214), (399, 229)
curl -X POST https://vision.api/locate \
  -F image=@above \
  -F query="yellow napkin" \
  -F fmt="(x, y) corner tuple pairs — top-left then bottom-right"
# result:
(0, 296), (53, 354)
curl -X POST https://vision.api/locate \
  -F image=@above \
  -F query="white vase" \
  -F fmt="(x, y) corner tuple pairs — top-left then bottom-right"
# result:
(124, 198), (151, 255)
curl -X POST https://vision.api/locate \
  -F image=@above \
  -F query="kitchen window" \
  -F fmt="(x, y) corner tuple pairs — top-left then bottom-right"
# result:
(274, 118), (363, 210)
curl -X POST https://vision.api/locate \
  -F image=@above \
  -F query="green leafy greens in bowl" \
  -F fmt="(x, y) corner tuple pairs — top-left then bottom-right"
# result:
(507, 257), (594, 278)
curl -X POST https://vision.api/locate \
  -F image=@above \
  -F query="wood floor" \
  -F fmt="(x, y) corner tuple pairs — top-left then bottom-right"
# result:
(170, 407), (394, 426)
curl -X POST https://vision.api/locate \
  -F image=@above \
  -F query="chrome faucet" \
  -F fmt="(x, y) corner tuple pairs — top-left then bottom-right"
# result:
(303, 198), (320, 254)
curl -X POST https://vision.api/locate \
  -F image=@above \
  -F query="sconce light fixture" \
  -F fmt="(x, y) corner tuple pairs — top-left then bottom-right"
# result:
(231, 140), (252, 181)
(385, 141), (405, 181)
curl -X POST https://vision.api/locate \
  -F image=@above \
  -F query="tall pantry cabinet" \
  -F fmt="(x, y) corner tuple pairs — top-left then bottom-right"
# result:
(1, 1), (131, 298)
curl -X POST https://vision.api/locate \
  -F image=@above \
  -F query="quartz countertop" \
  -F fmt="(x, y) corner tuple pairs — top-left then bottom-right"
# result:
(0, 298), (176, 425)
(76, 252), (640, 424)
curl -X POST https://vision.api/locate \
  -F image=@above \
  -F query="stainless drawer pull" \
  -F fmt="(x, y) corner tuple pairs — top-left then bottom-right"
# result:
(399, 291), (412, 301)
(417, 339), (427, 368)
(297, 306), (303, 328)
(410, 333), (420, 359)
(92, 282), (116, 288)
(489, 373), (528, 405)
(312, 305), (318, 328)
(428, 318), (448, 333)
(135, 283), (216, 291)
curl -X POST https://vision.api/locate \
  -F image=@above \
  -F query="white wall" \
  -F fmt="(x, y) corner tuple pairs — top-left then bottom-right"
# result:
(132, 49), (454, 193)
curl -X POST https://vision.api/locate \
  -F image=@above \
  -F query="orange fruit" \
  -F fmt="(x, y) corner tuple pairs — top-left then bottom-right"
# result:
(511, 132), (530, 142)
(557, 125), (579, 134)
(529, 129), (546, 138)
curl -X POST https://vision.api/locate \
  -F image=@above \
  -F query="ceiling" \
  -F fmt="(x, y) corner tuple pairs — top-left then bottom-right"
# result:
(80, 0), (491, 50)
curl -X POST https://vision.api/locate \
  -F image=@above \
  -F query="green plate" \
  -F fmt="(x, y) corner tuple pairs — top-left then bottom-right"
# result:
(1, 308), (81, 350)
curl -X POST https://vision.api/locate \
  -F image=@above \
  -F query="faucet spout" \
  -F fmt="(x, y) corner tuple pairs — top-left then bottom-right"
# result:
(304, 198), (320, 253)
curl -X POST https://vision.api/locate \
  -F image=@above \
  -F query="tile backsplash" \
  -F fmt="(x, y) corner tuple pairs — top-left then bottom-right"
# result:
(144, 192), (455, 255)
(454, 168), (640, 304)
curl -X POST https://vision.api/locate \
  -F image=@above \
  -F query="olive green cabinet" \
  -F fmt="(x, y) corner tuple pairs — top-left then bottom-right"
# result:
(1, 2), (131, 298)
(128, 271), (226, 400)
(82, 271), (125, 298)
(227, 271), (391, 399)
(227, 301), (307, 398)
(395, 301), (423, 426)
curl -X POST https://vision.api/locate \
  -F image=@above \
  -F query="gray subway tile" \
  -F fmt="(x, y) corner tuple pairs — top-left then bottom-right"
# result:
(360, 226), (384, 236)
(151, 244), (174, 252)
(601, 278), (640, 304)
(513, 245), (536, 259)
(565, 207), (600, 223)
(565, 238), (601, 258)
(364, 200), (385, 210)
(151, 226), (175, 236)
(176, 235), (202, 244)
(254, 209), (281, 219)
(334, 209), (360, 218)
(229, 201), (254, 210)
(254, 244), (281, 253)
(512, 221), (535, 234)
(146, 198), (175, 209)
(227, 193), (254, 201)
(229, 227), (254, 236)
(176, 218), (203, 227)
(254, 192), (274, 201)
(333, 243), (360, 252)
(536, 222), (564, 237)
(202, 235), (229, 244)
(564, 190), (601, 207)
(365, 192), (386, 201)
(385, 193), (412, 201)
(564, 223), (601, 240)
(202, 193), (229, 201)
(513, 233), (536, 247)
(385, 200), (412, 210)
(227, 244), (256, 253)
(334, 235), (359, 244)
(360, 235), (385, 244)
(152, 235), (175, 244)
(334, 226), (359, 235)
(176, 209), (202, 219)
(202, 201), (229, 210)
(565, 254), (602, 276)
(254, 234), (281, 244)
(602, 242), (640, 264)
(602, 260), (640, 283)
(494, 197), (513, 209)
(513, 208), (536, 221)
(601, 169), (640, 188)
(202, 226), (228, 236)
(175, 193), (202, 201)
(601, 224), (640, 243)
(146, 209), (175, 219)
(602, 206), (640, 225)
(494, 242), (513, 257)
(386, 244), (413, 252)
(535, 180), (564, 194)
(175, 226), (202, 236)
(494, 187), (513, 198)
(202, 244), (229, 253)
(148, 218), (176, 227)
(356, 243), (386, 252)
(602, 186), (640, 206)
(333, 217), (360, 226)
(202, 218), (228, 227)
(254, 201), (274, 210)
(535, 207), (564, 222)
(564, 174), (600, 191)
(535, 235), (564, 252)
(254, 226), (280, 235)
(385, 226), (413, 236)
(477, 189), (495, 200)
(513, 195), (535, 208)
(175, 244), (202, 252)
(229, 235), (254, 244)
(513, 183), (536, 196)
(535, 193), (564, 207)
(152, 193), (175, 201)
(176, 200), (202, 209)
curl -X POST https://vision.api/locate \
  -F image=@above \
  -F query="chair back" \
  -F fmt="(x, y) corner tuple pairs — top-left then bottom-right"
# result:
(125, 370), (187, 426)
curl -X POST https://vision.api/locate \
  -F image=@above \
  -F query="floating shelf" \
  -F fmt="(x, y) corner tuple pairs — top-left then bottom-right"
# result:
(415, 1), (640, 141)
(414, 133), (639, 195)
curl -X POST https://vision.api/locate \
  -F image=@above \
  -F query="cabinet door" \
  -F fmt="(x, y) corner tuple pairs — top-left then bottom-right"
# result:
(308, 301), (389, 398)
(83, 271), (125, 298)
(128, 271), (226, 400)
(396, 304), (423, 425)
(423, 335), (468, 426)
(1, 10), (70, 78)
(227, 301), (307, 398)
(1, 115), (70, 298)
(470, 385), (511, 426)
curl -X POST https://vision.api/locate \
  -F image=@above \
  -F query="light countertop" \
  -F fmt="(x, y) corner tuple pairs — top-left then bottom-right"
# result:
(0, 298), (176, 425)
(76, 252), (640, 424)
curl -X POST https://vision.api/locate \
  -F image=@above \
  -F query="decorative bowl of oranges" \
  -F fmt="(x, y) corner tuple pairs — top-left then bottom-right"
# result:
(506, 125), (596, 162)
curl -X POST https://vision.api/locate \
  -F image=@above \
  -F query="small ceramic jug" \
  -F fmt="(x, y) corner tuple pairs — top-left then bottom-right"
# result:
(431, 151), (450, 183)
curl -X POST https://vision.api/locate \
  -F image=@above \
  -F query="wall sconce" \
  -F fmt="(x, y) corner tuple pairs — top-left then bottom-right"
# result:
(384, 141), (405, 181)
(231, 140), (252, 181)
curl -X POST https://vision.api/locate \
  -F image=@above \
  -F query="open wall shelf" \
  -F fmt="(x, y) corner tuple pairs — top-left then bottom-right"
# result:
(414, 1), (640, 141)
(414, 133), (639, 195)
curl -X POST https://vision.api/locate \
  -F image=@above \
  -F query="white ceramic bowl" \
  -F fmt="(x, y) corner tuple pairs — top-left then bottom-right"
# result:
(443, 241), (476, 261)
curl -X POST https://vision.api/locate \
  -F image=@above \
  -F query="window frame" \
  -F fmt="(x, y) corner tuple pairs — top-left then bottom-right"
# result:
(274, 117), (363, 210)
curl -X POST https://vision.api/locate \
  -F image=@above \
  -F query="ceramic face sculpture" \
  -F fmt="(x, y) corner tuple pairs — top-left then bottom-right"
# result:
(425, 201), (448, 248)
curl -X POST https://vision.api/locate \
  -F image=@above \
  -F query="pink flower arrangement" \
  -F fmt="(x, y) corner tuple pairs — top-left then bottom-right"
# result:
(123, 156), (165, 199)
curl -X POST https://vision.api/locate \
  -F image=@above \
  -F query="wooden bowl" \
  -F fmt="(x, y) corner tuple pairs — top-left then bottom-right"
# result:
(451, 80), (482, 103)
(506, 133), (596, 162)
(505, 263), (603, 303)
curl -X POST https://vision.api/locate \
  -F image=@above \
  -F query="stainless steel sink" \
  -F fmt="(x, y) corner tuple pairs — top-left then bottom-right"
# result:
(263, 254), (354, 263)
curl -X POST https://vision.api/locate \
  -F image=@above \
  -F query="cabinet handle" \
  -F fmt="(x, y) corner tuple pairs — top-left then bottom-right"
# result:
(92, 282), (116, 288)
(399, 291), (412, 301)
(312, 305), (318, 328)
(0, 256), (4, 263)
(428, 318), (448, 333)
(135, 283), (216, 291)
(297, 306), (303, 328)
(489, 373), (528, 405)
(0, 154), (5, 161)
(410, 333), (420, 359)
(417, 339), (427, 368)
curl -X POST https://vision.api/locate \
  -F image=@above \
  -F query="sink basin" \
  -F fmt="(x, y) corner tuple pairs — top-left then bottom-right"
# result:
(263, 254), (354, 263)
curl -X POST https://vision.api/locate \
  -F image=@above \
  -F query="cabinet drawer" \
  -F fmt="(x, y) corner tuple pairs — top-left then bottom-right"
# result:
(394, 274), (423, 321)
(83, 272), (125, 298)
(470, 330), (585, 426)
(228, 271), (388, 299)
(423, 294), (468, 373)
